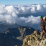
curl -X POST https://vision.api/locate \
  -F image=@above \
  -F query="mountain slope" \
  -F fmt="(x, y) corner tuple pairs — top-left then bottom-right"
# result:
(4, 26), (35, 40)
(0, 24), (20, 33)
(0, 26), (38, 46)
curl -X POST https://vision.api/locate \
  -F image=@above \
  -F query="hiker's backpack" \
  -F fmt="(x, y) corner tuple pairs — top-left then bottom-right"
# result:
(43, 21), (46, 31)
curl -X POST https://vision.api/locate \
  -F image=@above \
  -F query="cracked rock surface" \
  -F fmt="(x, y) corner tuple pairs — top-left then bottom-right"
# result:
(22, 31), (46, 46)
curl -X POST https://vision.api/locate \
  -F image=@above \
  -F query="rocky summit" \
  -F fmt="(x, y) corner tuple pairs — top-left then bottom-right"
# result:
(22, 31), (46, 46)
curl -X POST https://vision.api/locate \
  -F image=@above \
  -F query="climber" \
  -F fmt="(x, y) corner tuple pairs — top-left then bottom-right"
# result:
(40, 16), (44, 40)
(40, 16), (44, 31)
(42, 17), (46, 33)
(41, 16), (46, 40)
(37, 16), (46, 46)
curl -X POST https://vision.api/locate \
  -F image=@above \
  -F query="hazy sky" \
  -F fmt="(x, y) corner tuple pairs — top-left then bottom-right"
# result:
(0, 0), (46, 5)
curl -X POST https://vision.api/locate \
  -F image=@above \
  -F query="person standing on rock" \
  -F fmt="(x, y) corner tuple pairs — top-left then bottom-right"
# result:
(40, 16), (44, 40)
(37, 16), (44, 46)
(40, 16), (46, 40)
(42, 17), (46, 34)
(40, 16), (44, 31)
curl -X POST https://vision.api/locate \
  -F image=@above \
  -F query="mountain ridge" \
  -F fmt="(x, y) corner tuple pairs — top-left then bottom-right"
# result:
(0, 26), (40, 46)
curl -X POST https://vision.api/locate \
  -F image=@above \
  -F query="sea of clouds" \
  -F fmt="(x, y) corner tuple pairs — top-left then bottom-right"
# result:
(0, 4), (46, 30)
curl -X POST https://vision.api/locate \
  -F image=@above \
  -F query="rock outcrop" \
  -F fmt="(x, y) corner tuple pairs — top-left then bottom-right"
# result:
(22, 30), (46, 46)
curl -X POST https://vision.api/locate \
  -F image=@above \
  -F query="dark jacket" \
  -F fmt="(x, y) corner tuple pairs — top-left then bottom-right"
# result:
(43, 21), (46, 31)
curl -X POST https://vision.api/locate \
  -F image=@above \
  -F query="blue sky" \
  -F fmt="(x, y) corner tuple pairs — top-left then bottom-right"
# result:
(0, 0), (46, 5)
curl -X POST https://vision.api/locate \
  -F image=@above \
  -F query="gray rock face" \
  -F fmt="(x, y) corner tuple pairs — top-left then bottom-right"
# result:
(22, 31), (46, 46)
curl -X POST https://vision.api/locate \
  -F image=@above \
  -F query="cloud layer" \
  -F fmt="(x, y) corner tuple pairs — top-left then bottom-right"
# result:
(0, 4), (46, 29)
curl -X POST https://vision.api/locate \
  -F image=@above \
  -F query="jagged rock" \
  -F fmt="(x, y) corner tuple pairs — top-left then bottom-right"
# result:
(34, 30), (38, 34)
(22, 31), (46, 46)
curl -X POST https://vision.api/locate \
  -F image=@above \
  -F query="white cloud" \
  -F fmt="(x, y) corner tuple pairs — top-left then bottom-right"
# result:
(20, 15), (40, 24)
(0, 4), (46, 28)
(31, 7), (35, 13)
(37, 4), (41, 10)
